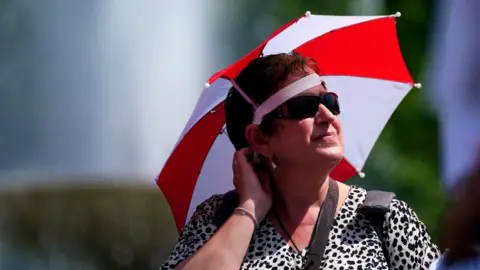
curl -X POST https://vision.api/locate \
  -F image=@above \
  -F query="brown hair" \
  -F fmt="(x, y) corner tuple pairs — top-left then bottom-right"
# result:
(224, 52), (319, 150)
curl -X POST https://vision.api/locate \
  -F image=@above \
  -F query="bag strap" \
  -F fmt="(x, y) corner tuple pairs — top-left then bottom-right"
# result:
(304, 179), (339, 269)
(357, 190), (396, 268)
(211, 190), (239, 228)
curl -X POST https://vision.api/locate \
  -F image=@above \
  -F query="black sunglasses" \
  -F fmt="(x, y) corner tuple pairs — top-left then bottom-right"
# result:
(261, 92), (340, 123)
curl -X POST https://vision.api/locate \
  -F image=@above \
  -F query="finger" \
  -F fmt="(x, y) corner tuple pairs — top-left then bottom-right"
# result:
(235, 147), (254, 169)
(232, 150), (245, 173)
(236, 147), (252, 160)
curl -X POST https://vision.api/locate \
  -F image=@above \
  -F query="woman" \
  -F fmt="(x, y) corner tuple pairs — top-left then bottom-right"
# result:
(161, 53), (440, 269)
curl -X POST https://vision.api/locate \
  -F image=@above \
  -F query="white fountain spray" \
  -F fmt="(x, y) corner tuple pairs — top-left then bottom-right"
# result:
(16, 0), (221, 186)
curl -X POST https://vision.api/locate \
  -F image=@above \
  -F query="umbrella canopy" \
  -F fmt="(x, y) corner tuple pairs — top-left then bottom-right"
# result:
(156, 11), (420, 234)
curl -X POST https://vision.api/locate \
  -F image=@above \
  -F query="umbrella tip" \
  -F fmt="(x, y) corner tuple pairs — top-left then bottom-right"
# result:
(414, 82), (422, 89)
(305, 11), (311, 17)
(205, 82), (211, 88)
(393, 11), (401, 17)
(358, 172), (366, 178)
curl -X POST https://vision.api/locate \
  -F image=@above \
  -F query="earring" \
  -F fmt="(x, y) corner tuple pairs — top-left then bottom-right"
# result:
(270, 157), (277, 169)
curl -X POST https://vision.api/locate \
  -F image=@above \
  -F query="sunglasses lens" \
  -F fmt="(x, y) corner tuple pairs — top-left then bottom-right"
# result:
(320, 93), (340, 115)
(285, 96), (320, 119)
(285, 93), (340, 119)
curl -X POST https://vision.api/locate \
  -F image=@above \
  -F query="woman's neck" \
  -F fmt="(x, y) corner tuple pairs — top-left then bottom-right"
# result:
(270, 165), (331, 223)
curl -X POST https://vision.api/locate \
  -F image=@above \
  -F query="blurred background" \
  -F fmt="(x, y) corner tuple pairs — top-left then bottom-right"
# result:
(0, 0), (443, 269)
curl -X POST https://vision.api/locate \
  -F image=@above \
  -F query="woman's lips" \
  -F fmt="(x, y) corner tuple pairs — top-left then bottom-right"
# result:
(313, 131), (337, 141)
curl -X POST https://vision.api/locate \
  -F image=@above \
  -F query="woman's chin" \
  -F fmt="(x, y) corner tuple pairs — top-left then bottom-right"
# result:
(315, 146), (344, 161)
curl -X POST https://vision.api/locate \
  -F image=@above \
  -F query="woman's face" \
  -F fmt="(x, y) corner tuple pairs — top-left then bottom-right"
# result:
(266, 72), (344, 168)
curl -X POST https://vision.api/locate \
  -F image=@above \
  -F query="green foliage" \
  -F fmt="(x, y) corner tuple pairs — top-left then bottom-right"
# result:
(1, 184), (178, 270)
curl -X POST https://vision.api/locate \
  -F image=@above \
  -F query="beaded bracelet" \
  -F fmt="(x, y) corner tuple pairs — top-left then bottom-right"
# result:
(234, 207), (259, 228)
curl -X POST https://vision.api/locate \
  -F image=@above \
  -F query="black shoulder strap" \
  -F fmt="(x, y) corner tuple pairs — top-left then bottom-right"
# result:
(357, 190), (395, 268)
(211, 190), (239, 228)
(304, 179), (339, 269)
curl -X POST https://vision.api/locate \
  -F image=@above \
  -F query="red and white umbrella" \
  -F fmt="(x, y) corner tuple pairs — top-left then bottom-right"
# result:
(156, 11), (421, 234)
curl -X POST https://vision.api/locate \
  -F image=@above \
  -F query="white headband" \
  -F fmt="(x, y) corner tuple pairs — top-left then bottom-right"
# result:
(230, 73), (324, 125)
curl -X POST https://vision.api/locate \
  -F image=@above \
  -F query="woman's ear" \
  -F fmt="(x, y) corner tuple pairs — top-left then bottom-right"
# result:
(245, 124), (272, 158)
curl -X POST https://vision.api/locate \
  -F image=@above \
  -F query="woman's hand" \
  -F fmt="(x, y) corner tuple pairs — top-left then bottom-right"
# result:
(232, 147), (273, 222)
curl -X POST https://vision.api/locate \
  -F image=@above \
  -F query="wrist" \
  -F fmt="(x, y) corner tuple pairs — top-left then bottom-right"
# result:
(234, 207), (259, 228)
(238, 199), (268, 222)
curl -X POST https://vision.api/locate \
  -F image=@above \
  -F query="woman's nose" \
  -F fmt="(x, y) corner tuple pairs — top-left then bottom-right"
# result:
(314, 104), (336, 125)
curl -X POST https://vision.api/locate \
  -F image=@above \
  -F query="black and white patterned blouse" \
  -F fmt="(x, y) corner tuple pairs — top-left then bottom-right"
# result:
(161, 186), (441, 269)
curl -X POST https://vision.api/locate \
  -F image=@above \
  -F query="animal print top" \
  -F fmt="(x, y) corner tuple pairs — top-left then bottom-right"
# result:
(160, 186), (441, 269)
